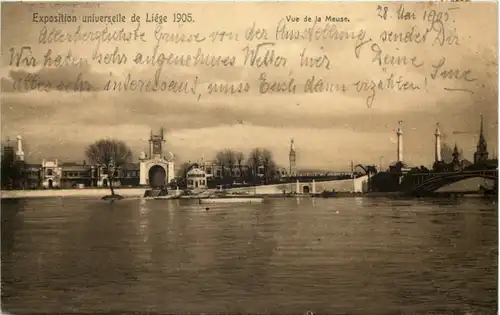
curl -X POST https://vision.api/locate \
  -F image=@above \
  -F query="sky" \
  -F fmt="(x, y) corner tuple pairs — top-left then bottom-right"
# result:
(1, 2), (498, 170)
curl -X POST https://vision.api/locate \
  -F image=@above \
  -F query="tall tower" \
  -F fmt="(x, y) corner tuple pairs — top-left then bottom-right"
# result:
(452, 143), (460, 163)
(452, 143), (462, 171)
(473, 114), (489, 164)
(149, 128), (166, 159)
(15, 135), (24, 162)
(289, 138), (296, 176)
(396, 121), (403, 163)
(434, 122), (442, 162)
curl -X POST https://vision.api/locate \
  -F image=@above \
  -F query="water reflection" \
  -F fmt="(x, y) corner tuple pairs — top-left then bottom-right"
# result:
(147, 201), (178, 272)
(1, 197), (497, 314)
(139, 198), (149, 243)
(74, 201), (139, 285)
(1, 199), (25, 255)
(245, 202), (276, 293)
(1, 199), (26, 302)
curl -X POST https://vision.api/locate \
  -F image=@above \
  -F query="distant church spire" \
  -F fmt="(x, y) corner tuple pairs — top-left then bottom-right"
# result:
(289, 138), (296, 176)
(452, 142), (462, 171)
(453, 143), (460, 158)
(474, 114), (489, 164)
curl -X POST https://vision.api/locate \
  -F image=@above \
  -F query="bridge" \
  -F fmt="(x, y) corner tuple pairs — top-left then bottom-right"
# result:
(409, 169), (498, 192)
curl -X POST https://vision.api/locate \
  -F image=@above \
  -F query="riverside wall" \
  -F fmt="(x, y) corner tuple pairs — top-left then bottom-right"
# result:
(1, 176), (371, 199)
(1, 188), (146, 199)
(226, 176), (369, 195)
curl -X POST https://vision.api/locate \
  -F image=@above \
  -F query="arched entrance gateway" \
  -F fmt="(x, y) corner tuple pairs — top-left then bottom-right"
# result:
(149, 165), (166, 188)
(302, 185), (310, 194)
(138, 129), (176, 187)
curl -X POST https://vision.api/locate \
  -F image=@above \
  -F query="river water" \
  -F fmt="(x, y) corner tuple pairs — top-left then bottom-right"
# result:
(1, 197), (497, 314)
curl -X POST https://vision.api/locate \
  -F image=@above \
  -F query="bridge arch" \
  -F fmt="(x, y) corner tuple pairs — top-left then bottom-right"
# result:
(354, 164), (378, 193)
(411, 170), (497, 192)
(354, 164), (378, 175)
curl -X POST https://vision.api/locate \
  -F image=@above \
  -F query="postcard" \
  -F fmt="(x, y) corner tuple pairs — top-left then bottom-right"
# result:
(1, 1), (498, 314)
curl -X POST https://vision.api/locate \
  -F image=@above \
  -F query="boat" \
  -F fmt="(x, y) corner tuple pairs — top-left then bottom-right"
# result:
(311, 191), (338, 198)
(179, 195), (204, 199)
(153, 195), (181, 200)
(480, 185), (497, 197)
(199, 197), (264, 204)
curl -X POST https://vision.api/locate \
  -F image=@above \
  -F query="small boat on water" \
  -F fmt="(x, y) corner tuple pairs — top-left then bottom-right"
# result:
(153, 195), (181, 200)
(180, 195), (207, 199)
(199, 197), (264, 204)
(311, 191), (337, 198)
(479, 185), (497, 198)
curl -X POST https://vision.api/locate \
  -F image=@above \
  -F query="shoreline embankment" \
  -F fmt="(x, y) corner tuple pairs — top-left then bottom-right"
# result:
(0, 188), (388, 200)
(1, 188), (147, 199)
(1, 189), (489, 200)
(1, 177), (369, 200)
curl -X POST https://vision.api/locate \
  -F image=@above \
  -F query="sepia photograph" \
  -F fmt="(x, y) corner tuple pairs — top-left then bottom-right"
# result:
(1, 1), (498, 314)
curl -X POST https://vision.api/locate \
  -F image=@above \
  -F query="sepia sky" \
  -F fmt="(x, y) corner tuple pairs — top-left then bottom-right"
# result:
(1, 2), (498, 170)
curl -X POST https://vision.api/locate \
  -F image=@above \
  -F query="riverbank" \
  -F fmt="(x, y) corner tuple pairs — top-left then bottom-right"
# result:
(1, 189), (491, 200)
(0, 189), (396, 200)
(1, 188), (146, 199)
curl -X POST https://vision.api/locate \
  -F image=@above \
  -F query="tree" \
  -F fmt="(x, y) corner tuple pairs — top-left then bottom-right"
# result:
(247, 148), (262, 181)
(261, 149), (276, 183)
(441, 143), (454, 163)
(215, 151), (227, 178)
(176, 162), (192, 177)
(235, 151), (245, 179)
(85, 139), (132, 197)
(214, 149), (238, 181)
(173, 162), (192, 189)
(223, 149), (236, 178)
(245, 148), (277, 184)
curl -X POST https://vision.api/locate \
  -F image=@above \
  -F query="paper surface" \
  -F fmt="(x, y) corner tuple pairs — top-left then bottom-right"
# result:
(1, 2), (497, 168)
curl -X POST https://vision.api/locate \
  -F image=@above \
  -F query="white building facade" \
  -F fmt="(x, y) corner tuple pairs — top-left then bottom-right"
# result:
(41, 159), (62, 189)
(186, 167), (207, 189)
